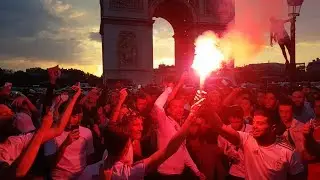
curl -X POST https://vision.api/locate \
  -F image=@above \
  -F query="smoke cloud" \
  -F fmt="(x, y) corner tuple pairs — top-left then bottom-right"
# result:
(217, 0), (288, 65)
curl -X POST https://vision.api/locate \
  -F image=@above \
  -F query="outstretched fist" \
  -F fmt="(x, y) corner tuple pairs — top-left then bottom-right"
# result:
(48, 65), (61, 84)
(191, 98), (205, 114)
(71, 82), (81, 94)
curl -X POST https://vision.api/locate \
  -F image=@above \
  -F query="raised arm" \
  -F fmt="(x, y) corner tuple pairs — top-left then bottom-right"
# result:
(209, 111), (241, 146)
(154, 87), (172, 109)
(143, 98), (205, 173)
(42, 83), (81, 142)
(110, 88), (128, 123)
(151, 86), (173, 128)
(43, 66), (61, 115)
(167, 72), (187, 103)
(15, 111), (53, 177)
(222, 88), (242, 106)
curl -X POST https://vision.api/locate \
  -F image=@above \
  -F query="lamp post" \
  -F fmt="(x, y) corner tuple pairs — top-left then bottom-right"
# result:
(287, 0), (304, 84)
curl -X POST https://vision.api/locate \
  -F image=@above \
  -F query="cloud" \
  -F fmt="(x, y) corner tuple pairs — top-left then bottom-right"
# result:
(0, 0), (102, 75)
(42, 0), (71, 15)
(0, 0), (74, 60)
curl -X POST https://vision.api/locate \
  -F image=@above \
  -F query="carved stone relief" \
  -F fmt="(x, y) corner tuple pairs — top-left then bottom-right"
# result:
(204, 0), (234, 22)
(216, 0), (235, 23)
(149, 0), (199, 11)
(205, 0), (215, 15)
(117, 31), (138, 67)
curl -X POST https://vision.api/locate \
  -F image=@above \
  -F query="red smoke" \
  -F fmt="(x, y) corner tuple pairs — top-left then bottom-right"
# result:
(216, 0), (288, 65)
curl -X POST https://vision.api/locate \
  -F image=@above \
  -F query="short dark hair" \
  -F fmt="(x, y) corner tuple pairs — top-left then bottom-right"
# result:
(103, 125), (130, 158)
(254, 109), (277, 126)
(265, 90), (279, 100)
(278, 98), (293, 107)
(290, 86), (303, 95)
(135, 92), (147, 100)
(119, 113), (144, 130)
(226, 105), (244, 120)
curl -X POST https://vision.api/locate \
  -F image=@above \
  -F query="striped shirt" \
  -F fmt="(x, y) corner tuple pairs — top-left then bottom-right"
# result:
(238, 132), (304, 180)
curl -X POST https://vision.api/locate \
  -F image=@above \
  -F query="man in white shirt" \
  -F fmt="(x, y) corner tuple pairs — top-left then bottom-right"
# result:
(218, 105), (252, 180)
(151, 73), (204, 180)
(45, 105), (94, 180)
(211, 108), (304, 180)
(278, 99), (312, 161)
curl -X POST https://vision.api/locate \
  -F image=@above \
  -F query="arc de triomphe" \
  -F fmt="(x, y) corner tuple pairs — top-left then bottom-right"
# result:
(100, 0), (235, 84)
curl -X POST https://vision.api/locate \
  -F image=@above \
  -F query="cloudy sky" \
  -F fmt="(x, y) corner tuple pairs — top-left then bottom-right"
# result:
(0, 0), (319, 76)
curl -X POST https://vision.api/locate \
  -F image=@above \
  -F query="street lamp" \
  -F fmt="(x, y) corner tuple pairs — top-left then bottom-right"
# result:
(287, 0), (304, 16)
(287, 0), (304, 83)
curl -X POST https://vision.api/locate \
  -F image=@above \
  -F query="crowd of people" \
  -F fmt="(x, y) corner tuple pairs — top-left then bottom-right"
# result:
(0, 65), (319, 180)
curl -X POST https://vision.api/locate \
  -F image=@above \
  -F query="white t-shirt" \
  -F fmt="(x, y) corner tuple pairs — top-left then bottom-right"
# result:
(282, 119), (306, 155)
(13, 112), (35, 133)
(110, 161), (145, 180)
(44, 126), (94, 174)
(152, 87), (199, 175)
(79, 149), (145, 180)
(238, 132), (304, 180)
(0, 133), (34, 165)
(78, 150), (109, 180)
(218, 124), (252, 178)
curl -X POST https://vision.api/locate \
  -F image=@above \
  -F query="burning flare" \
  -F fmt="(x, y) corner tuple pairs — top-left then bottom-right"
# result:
(192, 31), (225, 88)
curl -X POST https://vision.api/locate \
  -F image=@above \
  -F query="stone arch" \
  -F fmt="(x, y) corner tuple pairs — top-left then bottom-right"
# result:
(149, 0), (199, 71)
(148, 0), (198, 22)
(100, 0), (234, 84)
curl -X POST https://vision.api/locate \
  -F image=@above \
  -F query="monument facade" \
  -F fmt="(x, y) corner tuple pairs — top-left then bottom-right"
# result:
(100, 0), (235, 84)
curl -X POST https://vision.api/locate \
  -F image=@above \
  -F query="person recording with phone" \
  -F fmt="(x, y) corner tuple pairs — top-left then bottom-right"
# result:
(44, 104), (95, 180)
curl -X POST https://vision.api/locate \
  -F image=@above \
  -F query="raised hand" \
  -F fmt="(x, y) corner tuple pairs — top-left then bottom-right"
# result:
(191, 97), (205, 115)
(71, 82), (81, 94)
(194, 90), (207, 102)
(65, 129), (80, 145)
(119, 88), (128, 102)
(0, 104), (13, 117)
(1, 82), (12, 96)
(54, 93), (69, 105)
(48, 65), (61, 84)
(187, 98), (206, 125)
(12, 96), (28, 108)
